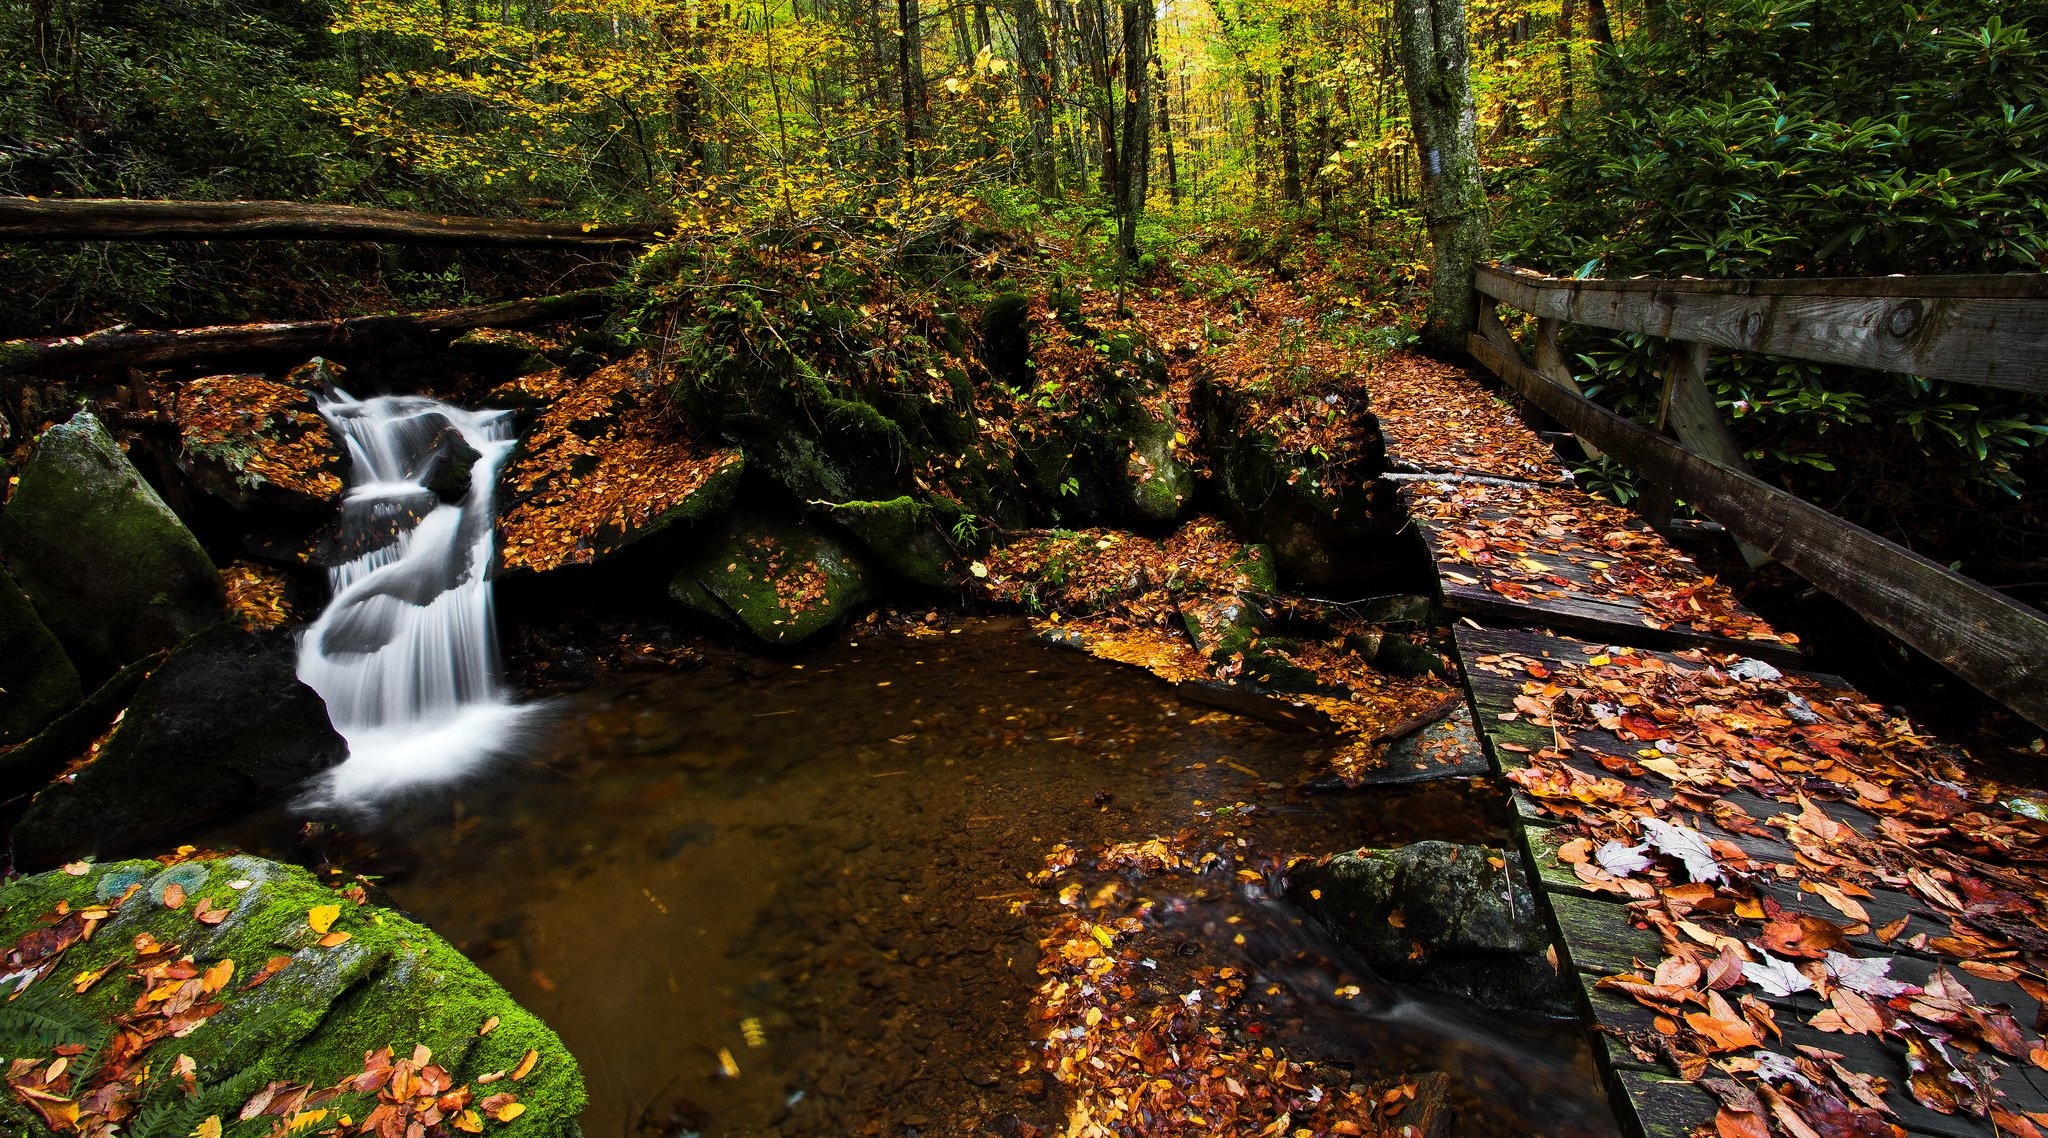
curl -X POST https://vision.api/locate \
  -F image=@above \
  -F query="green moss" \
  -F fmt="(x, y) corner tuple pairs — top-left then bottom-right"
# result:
(668, 512), (882, 645)
(0, 857), (585, 1138)
(820, 496), (963, 589)
(0, 412), (224, 678)
(0, 563), (80, 745)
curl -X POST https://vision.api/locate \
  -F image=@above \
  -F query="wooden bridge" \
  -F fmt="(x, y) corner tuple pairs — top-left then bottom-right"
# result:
(1372, 265), (2048, 1138)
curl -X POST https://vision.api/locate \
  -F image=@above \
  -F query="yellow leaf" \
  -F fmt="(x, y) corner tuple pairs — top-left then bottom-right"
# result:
(318, 931), (352, 948)
(202, 959), (234, 994)
(193, 1116), (222, 1138)
(493, 1103), (526, 1123)
(454, 1111), (484, 1134)
(511, 1049), (538, 1080)
(307, 905), (340, 934)
(479, 1016), (501, 1036)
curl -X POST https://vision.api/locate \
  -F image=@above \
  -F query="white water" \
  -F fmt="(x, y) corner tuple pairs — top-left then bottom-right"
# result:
(298, 390), (537, 801)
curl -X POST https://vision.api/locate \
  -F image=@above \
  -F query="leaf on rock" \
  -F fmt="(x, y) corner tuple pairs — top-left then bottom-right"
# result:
(1640, 818), (1724, 883)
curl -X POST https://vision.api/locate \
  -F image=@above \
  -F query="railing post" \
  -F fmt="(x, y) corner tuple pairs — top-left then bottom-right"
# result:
(1649, 340), (1770, 566)
(1530, 317), (1602, 460)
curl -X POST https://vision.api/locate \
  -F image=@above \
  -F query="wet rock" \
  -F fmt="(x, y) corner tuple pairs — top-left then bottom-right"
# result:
(0, 855), (585, 1138)
(173, 369), (348, 513)
(821, 496), (965, 589)
(667, 512), (882, 646)
(1198, 377), (1407, 589)
(0, 411), (225, 677)
(423, 423), (483, 503)
(1286, 841), (1575, 1018)
(1178, 587), (1321, 693)
(1117, 391), (1194, 525)
(10, 625), (346, 869)
(979, 292), (1035, 385)
(0, 563), (80, 745)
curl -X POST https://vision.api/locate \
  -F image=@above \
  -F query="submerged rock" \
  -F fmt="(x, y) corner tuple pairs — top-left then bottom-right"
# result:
(667, 512), (881, 645)
(173, 369), (348, 513)
(10, 626), (346, 869)
(0, 563), (80, 745)
(0, 854), (585, 1138)
(0, 411), (225, 677)
(1287, 841), (1575, 1018)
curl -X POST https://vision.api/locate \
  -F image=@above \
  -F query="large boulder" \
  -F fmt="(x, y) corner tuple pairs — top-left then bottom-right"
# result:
(0, 854), (584, 1138)
(0, 411), (225, 677)
(1118, 391), (1194, 525)
(667, 512), (882, 645)
(821, 496), (966, 590)
(496, 358), (747, 574)
(10, 626), (346, 869)
(1287, 841), (1575, 1018)
(173, 369), (348, 513)
(0, 564), (80, 745)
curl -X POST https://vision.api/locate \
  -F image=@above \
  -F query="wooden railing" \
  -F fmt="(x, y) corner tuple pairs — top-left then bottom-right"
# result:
(1468, 264), (2048, 731)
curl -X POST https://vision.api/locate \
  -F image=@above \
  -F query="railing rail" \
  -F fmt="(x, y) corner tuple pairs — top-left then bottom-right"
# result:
(1469, 265), (2048, 731)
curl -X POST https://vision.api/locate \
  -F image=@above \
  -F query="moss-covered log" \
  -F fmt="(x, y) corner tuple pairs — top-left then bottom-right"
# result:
(0, 290), (615, 378)
(0, 197), (667, 248)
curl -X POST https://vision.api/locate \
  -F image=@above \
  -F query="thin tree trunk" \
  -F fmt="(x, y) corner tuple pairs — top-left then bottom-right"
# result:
(1394, 0), (1489, 355)
(1558, 0), (1575, 116)
(898, 0), (927, 179)
(1154, 44), (1180, 205)
(1278, 62), (1302, 204)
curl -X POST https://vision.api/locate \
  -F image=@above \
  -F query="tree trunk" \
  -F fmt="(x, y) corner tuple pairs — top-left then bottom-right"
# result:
(1558, 0), (1575, 116)
(1154, 43), (1180, 205)
(1115, 0), (1152, 266)
(1394, 0), (1490, 355)
(1585, 0), (1613, 46)
(1278, 63), (1303, 205)
(898, 0), (928, 179)
(0, 198), (669, 248)
(0, 291), (615, 378)
(1246, 73), (1271, 193)
(1010, 0), (1059, 197)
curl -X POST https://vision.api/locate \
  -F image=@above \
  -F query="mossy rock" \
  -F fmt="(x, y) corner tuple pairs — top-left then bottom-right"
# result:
(666, 512), (882, 645)
(174, 372), (347, 514)
(1178, 592), (1319, 694)
(10, 626), (345, 870)
(1117, 395), (1193, 526)
(978, 292), (1034, 385)
(1287, 842), (1574, 1018)
(0, 411), (226, 678)
(0, 562), (80, 746)
(821, 496), (964, 590)
(0, 855), (584, 1138)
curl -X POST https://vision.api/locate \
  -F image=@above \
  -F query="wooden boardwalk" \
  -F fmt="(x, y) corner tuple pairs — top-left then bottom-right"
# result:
(1366, 358), (2048, 1138)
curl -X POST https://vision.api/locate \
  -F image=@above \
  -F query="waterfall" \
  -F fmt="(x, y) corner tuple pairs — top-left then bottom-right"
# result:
(298, 390), (536, 800)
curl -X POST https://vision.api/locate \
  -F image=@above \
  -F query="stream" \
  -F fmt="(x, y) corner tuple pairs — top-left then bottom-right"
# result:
(207, 617), (1620, 1138)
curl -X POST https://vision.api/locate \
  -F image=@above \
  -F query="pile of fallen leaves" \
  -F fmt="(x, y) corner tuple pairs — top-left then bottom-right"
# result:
(0, 861), (540, 1138)
(1476, 640), (2048, 1135)
(972, 518), (1457, 783)
(1412, 479), (1795, 648)
(1366, 356), (1564, 484)
(495, 357), (743, 573)
(167, 373), (345, 504)
(1024, 829), (1437, 1138)
(218, 561), (295, 630)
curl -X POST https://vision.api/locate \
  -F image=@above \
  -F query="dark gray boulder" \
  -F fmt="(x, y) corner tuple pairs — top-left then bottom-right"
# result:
(9, 625), (345, 869)
(0, 564), (79, 745)
(0, 411), (225, 677)
(1287, 841), (1575, 1018)
(668, 512), (882, 645)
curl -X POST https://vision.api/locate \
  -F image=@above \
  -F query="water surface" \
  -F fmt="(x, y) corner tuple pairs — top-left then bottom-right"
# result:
(213, 617), (1617, 1137)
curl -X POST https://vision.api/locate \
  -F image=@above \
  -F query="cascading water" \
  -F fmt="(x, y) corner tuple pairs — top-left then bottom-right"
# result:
(298, 390), (537, 801)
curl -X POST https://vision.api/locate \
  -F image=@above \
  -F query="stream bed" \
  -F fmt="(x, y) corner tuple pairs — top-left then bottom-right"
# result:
(207, 617), (1619, 1138)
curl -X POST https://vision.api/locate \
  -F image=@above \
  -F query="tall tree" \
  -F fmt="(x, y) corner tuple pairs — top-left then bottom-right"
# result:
(1395, 0), (1488, 354)
(1114, 0), (1151, 264)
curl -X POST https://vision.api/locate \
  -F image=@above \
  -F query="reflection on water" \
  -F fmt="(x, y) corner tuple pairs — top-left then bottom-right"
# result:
(209, 617), (1618, 1137)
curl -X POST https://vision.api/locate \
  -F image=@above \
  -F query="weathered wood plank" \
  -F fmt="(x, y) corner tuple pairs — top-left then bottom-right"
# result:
(1468, 332), (2048, 731)
(1477, 263), (2048, 393)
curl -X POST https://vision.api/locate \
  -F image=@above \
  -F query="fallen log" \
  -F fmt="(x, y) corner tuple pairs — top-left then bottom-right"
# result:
(0, 289), (614, 377)
(0, 198), (669, 248)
